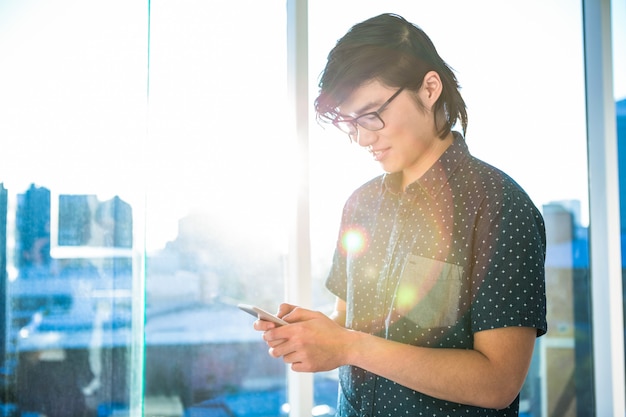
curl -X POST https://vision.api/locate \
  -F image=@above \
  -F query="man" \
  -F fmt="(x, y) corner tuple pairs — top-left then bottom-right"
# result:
(255, 13), (547, 416)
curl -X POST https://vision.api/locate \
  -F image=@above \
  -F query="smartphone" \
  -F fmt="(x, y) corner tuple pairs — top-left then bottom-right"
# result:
(238, 303), (289, 326)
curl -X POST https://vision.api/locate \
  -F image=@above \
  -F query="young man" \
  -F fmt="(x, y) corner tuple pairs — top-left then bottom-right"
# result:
(254, 13), (547, 416)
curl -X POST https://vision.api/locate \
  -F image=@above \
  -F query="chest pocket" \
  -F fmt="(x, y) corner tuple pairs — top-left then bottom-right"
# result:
(392, 255), (463, 328)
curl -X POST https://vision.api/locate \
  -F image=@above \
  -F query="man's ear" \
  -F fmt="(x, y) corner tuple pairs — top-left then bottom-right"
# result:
(421, 70), (443, 108)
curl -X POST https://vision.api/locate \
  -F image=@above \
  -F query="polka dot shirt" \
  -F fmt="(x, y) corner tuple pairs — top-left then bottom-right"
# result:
(326, 133), (547, 416)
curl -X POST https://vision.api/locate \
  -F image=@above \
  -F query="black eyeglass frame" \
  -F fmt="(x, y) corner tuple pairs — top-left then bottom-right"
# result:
(331, 87), (405, 143)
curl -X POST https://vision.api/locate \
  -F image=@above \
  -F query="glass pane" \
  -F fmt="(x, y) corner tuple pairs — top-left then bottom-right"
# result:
(145, 1), (291, 415)
(309, 1), (589, 415)
(0, 1), (148, 416)
(614, 0), (626, 393)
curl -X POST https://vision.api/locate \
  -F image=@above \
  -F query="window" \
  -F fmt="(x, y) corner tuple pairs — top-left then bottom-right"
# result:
(0, 1), (620, 416)
(0, 1), (147, 416)
(144, 2), (295, 415)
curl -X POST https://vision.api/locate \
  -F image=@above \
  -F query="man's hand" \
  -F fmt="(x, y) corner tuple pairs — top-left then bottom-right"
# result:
(261, 303), (351, 372)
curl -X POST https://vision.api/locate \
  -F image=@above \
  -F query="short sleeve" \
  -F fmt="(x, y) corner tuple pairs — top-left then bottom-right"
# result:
(470, 187), (547, 337)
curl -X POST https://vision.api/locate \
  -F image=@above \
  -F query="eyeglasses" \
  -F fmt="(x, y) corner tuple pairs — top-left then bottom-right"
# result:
(332, 87), (405, 143)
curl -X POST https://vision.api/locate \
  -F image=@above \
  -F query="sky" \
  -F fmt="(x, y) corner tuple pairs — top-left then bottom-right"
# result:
(0, 0), (624, 252)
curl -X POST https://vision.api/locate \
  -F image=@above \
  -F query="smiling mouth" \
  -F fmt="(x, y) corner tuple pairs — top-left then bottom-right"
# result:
(369, 147), (388, 161)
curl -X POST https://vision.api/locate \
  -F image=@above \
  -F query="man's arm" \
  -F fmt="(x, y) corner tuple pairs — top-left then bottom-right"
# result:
(343, 324), (536, 409)
(264, 298), (537, 410)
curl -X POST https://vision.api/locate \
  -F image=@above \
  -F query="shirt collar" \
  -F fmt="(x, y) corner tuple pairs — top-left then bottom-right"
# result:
(381, 131), (469, 198)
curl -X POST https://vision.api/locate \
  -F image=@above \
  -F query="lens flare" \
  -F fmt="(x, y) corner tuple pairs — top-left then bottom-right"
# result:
(340, 227), (368, 256)
(396, 284), (418, 309)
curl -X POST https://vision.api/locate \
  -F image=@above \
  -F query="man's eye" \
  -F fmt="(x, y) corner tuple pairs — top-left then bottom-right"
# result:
(358, 113), (378, 122)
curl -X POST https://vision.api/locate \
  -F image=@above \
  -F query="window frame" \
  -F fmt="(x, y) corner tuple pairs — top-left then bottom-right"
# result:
(583, 0), (625, 415)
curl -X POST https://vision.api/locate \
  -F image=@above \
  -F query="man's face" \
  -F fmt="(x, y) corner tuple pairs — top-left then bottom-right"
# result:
(336, 77), (449, 185)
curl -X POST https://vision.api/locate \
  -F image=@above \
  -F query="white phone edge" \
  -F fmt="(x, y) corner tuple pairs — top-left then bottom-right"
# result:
(237, 303), (288, 326)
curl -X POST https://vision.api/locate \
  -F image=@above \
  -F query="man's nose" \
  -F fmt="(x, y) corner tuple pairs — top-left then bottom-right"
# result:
(356, 127), (377, 147)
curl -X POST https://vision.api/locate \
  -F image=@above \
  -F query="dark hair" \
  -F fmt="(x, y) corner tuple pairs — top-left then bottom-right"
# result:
(315, 13), (468, 138)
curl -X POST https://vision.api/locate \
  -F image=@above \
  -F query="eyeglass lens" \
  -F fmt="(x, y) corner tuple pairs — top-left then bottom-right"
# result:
(332, 87), (404, 142)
